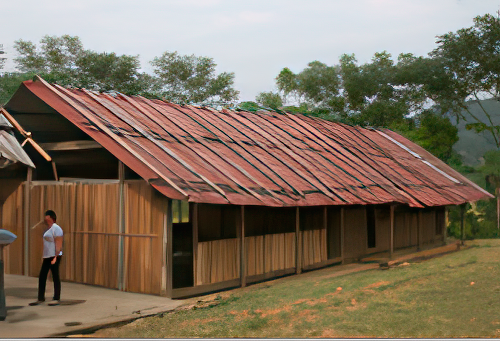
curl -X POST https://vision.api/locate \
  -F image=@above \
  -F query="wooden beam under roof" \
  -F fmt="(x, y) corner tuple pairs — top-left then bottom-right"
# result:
(39, 140), (102, 151)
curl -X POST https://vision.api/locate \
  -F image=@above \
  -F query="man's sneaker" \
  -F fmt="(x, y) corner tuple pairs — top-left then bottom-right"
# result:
(29, 300), (44, 306)
(48, 300), (60, 306)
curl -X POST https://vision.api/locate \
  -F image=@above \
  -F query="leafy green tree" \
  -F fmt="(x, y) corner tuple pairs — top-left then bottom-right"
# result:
(394, 110), (459, 162)
(0, 72), (36, 104)
(255, 91), (283, 110)
(150, 51), (239, 106)
(429, 14), (500, 148)
(10, 35), (146, 96)
(275, 61), (343, 119)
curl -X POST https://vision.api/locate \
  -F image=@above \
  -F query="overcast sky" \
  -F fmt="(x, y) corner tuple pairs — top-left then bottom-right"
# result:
(1, 0), (499, 101)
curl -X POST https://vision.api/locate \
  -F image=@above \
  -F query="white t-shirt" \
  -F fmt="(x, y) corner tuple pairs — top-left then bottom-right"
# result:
(42, 223), (63, 258)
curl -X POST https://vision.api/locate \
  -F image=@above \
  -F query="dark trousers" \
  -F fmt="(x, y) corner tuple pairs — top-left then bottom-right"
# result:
(38, 256), (62, 301)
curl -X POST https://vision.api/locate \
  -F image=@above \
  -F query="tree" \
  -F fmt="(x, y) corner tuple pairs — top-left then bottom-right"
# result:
(255, 91), (283, 110)
(12, 35), (147, 96)
(150, 51), (239, 106)
(394, 110), (458, 162)
(429, 14), (500, 148)
(275, 61), (342, 119)
(479, 150), (500, 231)
(0, 72), (36, 104)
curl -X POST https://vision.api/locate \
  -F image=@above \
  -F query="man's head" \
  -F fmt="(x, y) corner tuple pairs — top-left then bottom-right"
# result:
(44, 210), (57, 226)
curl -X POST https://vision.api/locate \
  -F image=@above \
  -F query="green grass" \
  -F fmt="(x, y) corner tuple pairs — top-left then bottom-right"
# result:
(95, 240), (500, 338)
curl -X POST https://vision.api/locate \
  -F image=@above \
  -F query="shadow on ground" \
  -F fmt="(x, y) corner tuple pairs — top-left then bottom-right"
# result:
(5, 287), (38, 298)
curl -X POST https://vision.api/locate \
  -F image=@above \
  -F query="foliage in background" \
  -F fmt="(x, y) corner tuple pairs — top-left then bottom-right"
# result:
(429, 14), (500, 148)
(446, 150), (500, 240)
(150, 52), (239, 106)
(1, 35), (239, 106)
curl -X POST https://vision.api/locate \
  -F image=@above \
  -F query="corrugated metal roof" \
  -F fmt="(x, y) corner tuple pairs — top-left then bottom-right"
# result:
(12, 76), (493, 207)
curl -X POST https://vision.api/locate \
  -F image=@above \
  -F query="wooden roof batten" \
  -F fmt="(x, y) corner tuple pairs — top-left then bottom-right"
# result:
(3, 75), (493, 207)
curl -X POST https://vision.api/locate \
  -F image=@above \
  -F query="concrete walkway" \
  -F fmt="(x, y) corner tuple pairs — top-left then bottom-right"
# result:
(1, 275), (184, 338)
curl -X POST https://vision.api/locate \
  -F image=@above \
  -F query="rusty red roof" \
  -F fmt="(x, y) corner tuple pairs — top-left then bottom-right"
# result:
(10, 76), (493, 207)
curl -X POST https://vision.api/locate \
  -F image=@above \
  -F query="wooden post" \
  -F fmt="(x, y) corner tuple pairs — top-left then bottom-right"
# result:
(117, 162), (125, 291)
(496, 187), (499, 233)
(166, 199), (173, 297)
(390, 205), (395, 259)
(161, 199), (168, 296)
(24, 167), (32, 276)
(340, 207), (345, 264)
(192, 203), (198, 287)
(417, 210), (422, 251)
(51, 161), (59, 181)
(240, 205), (246, 288)
(443, 207), (448, 245)
(460, 203), (466, 246)
(295, 207), (302, 274)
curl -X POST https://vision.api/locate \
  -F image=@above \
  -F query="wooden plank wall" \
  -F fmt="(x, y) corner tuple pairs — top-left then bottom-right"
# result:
(245, 232), (295, 277)
(301, 229), (327, 267)
(196, 238), (239, 285)
(343, 206), (367, 260)
(421, 209), (437, 244)
(1, 184), (24, 275)
(27, 183), (120, 289)
(123, 181), (165, 295)
(2, 180), (165, 295)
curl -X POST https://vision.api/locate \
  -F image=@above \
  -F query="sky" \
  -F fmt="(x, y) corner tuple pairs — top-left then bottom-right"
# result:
(1, 0), (499, 102)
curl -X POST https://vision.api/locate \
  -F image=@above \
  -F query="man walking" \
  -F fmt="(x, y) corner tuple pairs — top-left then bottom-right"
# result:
(29, 210), (63, 306)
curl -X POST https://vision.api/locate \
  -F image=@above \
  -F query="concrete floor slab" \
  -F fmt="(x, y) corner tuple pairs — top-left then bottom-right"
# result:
(0, 275), (184, 338)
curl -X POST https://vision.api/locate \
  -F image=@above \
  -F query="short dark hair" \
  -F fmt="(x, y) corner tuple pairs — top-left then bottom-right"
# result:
(45, 210), (57, 222)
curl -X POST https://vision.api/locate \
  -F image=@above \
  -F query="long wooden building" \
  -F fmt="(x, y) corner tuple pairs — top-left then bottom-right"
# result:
(0, 76), (493, 298)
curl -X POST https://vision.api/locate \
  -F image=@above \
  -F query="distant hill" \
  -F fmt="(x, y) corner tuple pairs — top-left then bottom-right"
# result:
(449, 98), (500, 166)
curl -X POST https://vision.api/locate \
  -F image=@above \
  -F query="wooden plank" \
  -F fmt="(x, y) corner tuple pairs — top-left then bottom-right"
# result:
(166, 199), (173, 297)
(417, 210), (422, 251)
(247, 267), (296, 285)
(443, 207), (448, 245)
(390, 205), (395, 259)
(340, 207), (345, 264)
(240, 206), (246, 287)
(295, 207), (301, 274)
(118, 162), (125, 290)
(39, 140), (102, 151)
(460, 204), (465, 246)
(171, 278), (240, 299)
(23, 168), (31, 276)
(302, 257), (342, 271)
(192, 203), (198, 286)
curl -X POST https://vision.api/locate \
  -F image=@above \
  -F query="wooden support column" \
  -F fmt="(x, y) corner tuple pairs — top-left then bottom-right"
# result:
(51, 161), (59, 181)
(239, 205), (246, 288)
(165, 199), (173, 297)
(160, 199), (168, 296)
(460, 203), (466, 246)
(443, 207), (448, 245)
(117, 161), (125, 291)
(23, 167), (32, 276)
(390, 205), (395, 259)
(295, 207), (302, 274)
(417, 210), (422, 251)
(340, 207), (345, 264)
(192, 203), (198, 287)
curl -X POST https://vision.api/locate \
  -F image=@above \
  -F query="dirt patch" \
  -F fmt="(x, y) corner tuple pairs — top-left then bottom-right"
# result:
(364, 281), (391, 289)
(321, 329), (338, 338)
(179, 317), (221, 328)
(259, 305), (292, 317)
